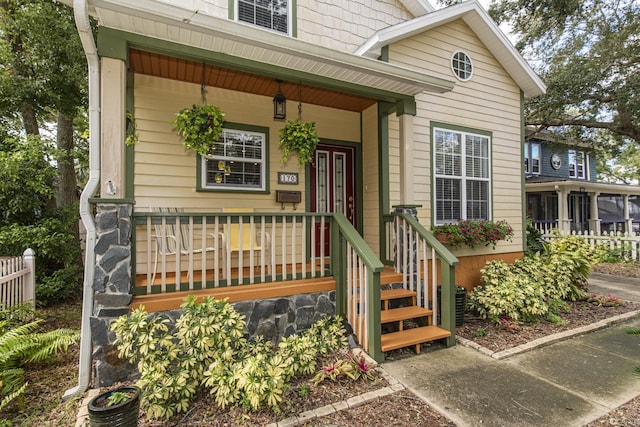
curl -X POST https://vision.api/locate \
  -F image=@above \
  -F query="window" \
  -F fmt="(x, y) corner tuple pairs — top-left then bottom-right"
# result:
(200, 128), (266, 191)
(568, 150), (586, 179)
(434, 127), (491, 223)
(524, 142), (540, 175)
(451, 51), (473, 81)
(237, 0), (289, 35)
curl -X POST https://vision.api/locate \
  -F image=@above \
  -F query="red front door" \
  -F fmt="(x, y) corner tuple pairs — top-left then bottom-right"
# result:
(309, 144), (356, 255)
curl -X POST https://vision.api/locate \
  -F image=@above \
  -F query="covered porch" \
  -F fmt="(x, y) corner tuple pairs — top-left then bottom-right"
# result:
(126, 209), (459, 361)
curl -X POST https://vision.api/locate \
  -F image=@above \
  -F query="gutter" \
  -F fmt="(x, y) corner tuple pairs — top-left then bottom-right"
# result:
(63, 0), (100, 400)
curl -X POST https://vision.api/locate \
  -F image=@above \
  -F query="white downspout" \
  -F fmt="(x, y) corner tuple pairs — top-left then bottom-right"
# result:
(63, 0), (100, 400)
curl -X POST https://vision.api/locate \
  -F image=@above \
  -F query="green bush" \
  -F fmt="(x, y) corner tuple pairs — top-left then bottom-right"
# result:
(469, 234), (597, 323)
(524, 218), (546, 256)
(0, 206), (83, 306)
(0, 306), (79, 416)
(112, 296), (347, 420)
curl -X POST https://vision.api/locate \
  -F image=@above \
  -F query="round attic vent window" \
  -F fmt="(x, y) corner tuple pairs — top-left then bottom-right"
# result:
(451, 51), (473, 81)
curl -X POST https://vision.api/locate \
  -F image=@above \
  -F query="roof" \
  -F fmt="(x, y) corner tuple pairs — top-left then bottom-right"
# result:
(354, 0), (546, 98)
(63, 0), (455, 97)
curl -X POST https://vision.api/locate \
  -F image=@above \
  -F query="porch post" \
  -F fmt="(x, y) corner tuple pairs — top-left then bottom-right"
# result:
(91, 202), (135, 386)
(624, 194), (632, 234)
(398, 114), (415, 205)
(100, 57), (127, 198)
(589, 192), (600, 234)
(556, 187), (570, 233)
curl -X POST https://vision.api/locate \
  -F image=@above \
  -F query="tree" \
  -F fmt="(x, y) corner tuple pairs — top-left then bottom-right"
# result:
(486, 0), (640, 182)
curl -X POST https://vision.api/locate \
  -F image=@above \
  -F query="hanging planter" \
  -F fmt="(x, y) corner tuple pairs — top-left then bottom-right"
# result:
(172, 104), (225, 155)
(279, 119), (319, 167)
(88, 385), (140, 427)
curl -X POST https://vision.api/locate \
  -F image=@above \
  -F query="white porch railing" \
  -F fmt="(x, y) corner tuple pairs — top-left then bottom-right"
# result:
(382, 213), (458, 339)
(133, 212), (333, 294)
(543, 230), (640, 261)
(0, 249), (36, 308)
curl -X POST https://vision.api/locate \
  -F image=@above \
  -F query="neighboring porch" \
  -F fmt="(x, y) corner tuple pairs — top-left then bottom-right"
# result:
(526, 181), (640, 235)
(130, 210), (459, 361)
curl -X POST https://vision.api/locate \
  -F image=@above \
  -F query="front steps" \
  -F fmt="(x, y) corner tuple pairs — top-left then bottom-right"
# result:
(379, 274), (451, 353)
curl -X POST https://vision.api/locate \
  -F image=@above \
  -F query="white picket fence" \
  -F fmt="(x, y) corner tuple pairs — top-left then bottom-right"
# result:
(543, 230), (640, 261)
(0, 249), (35, 309)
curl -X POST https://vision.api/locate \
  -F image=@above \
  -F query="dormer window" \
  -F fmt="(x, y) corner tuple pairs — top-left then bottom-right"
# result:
(237, 0), (290, 35)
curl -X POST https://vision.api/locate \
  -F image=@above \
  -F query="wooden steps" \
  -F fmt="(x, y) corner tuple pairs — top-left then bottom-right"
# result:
(381, 326), (451, 353)
(380, 286), (450, 354)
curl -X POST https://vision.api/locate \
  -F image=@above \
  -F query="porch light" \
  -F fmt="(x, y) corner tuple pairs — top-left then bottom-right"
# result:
(273, 80), (286, 120)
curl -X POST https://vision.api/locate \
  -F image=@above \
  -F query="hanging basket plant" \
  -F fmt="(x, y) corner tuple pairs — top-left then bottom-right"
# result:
(279, 119), (320, 167)
(172, 104), (225, 155)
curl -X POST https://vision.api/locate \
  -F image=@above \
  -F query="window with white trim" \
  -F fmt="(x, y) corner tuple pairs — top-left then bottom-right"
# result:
(451, 51), (473, 81)
(237, 0), (289, 35)
(568, 149), (586, 179)
(201, 128), (266, 191)
(434, 128), (491, 223)
(524, 142), (541, 175)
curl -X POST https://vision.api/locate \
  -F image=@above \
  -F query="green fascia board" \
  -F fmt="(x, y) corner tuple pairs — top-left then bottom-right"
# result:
(520, 90), (527, 252)
(97, 28), (418, 105)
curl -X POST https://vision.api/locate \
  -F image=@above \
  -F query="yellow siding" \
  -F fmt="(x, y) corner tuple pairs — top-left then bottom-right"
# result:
(388, 18), (524, 254)
(133, 74), (360, 212)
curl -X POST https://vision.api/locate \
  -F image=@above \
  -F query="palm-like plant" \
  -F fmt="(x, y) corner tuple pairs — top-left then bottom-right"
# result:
(0, 318), (79, 411)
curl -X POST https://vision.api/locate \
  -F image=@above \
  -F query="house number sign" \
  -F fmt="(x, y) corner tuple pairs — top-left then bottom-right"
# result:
(278, 172), (299, 185)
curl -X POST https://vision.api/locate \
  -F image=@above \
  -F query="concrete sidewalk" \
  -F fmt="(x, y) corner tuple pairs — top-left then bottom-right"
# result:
(382, 275), (640, 426)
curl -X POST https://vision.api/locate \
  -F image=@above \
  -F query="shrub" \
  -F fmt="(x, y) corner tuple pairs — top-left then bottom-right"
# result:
(0, 307), (79, 414)
(469, 236), (596, 323)
(525, 218), (546, 255)
(112, 296), (347, 420)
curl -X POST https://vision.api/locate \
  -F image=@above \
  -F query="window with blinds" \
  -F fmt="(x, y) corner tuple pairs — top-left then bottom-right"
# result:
(201, 128), (267, 191)
(434, 128), (491, 223)
(237, 0), (289, 35)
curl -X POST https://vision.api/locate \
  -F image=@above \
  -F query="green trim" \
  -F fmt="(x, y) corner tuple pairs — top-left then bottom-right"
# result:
(97, 28), (412, 104)
(227, 0), (234, 19)
(195, 122), (271, 194)
(89, 198), (136, 205)
(430, 121), (494, 226)
(520, 90), (527, 252)
(125, 67), (135, 200)
(396, 98), (416, 116)
(380, 46), (389, 62)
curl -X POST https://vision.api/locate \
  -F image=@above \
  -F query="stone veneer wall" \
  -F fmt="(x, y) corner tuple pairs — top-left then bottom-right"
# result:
(88, 202), (337, 386)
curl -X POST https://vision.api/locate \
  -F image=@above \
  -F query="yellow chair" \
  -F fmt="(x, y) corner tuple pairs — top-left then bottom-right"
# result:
(221, 208), (271, 276)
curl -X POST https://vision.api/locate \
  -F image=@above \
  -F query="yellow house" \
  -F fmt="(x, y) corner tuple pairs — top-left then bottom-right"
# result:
(62, 0), (545, 394)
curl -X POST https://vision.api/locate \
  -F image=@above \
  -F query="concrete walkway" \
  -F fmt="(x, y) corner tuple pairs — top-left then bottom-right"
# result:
(381, 274), (640, 426)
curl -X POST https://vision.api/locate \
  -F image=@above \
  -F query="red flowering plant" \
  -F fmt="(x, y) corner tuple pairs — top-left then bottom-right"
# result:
(431, 219), (514, 249)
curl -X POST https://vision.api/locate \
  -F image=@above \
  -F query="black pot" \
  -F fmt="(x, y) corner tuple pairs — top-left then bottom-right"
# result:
(437, 286), (467, 327)
(88, 386), (140, 427)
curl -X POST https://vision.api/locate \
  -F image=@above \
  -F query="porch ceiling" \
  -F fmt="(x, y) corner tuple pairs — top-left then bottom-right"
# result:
(129, 49), (377, 112)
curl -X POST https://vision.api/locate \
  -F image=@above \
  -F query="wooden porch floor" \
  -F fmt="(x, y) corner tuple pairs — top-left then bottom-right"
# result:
(133, 264), (403, 313)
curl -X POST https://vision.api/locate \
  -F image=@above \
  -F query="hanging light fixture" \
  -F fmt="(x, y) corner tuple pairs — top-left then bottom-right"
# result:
(273, 80), (286, 120)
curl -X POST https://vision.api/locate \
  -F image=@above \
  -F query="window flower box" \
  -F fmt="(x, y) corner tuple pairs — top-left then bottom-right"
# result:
(431, 219), (514, 249)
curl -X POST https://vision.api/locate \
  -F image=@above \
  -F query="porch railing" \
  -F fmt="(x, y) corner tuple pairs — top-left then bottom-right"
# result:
(383, 213), (459, 344)
(331, 213), (384, 362)
(132, 211), (333, 295)
(0, 249), (35, 309)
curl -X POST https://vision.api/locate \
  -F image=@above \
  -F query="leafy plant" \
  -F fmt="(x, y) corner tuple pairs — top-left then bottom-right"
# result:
(474, 328), (487, 337)
(278, 119), (319, 166)
(432, 219), (514, 249)
(112, 296), (347, 420)
(0, 314), (79, 413)
(312, 351), (376, 384)
(106, 390), (135, 407)
(124, 111), (138, 146)
(172, 104), (225, 155)
(525, 218), (546, 255)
